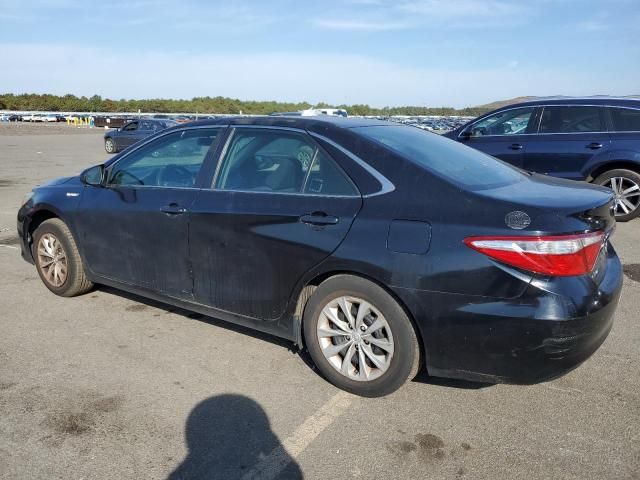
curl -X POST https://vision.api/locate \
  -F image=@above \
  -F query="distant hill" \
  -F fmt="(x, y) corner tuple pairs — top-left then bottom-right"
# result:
(473, 96), (540, 110)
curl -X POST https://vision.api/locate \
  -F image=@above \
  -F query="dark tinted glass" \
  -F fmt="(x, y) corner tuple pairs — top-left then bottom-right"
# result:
(357, 125), (524, 189)
(610, 108), (640, 132)
(539, 106), (603, 133)
(303, 150), (358, 196)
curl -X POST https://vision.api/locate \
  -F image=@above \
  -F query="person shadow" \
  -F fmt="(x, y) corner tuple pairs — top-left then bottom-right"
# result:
(168, 394), (303, 480)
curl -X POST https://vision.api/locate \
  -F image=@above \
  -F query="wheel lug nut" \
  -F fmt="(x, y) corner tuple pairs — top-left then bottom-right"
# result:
(346, 336), (351, 341)
(360, 325), (366, 331)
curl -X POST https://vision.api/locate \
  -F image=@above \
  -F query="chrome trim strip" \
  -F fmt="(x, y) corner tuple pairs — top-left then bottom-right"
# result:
(309, 132), (395, 197)
(202, 188), (359, 199)
(211, 128), (235, 188)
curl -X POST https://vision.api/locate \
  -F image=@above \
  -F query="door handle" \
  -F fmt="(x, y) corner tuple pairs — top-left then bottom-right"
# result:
(300, 212), (339, 226)
(160, 203), (187, 215)
(508, 143), (523, 150)
(586, 142), (603, 149)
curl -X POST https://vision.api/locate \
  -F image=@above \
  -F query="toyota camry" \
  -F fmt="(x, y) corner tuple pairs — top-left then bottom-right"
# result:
(17, 116), (622, 397)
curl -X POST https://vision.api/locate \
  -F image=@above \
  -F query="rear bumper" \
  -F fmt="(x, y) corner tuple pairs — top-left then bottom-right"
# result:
(394, 244), (623, 384)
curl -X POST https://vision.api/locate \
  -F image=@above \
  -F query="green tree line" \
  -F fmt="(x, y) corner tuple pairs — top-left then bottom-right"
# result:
(0, 93), (489, 116)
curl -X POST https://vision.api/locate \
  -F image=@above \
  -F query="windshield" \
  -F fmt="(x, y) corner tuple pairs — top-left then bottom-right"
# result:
(356, 125), (525, 190)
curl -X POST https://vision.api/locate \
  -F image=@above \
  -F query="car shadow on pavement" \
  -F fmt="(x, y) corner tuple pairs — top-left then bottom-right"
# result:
(412, 370), (494, 390)
(97, 286), (493, 392)
(168, 394), (303, 480)
(96, 286), (297, 351)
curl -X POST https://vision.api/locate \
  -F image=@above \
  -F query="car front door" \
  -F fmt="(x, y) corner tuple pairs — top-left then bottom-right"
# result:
(457, 106), (537, 169)
(75, 127), (222, 297)
(189, 127), (362, 320)
(118, 121), (140, 148)
(523, 105), (611, 180)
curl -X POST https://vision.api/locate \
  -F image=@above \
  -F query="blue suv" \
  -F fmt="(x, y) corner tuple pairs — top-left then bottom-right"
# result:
(447, 97), (640, 221)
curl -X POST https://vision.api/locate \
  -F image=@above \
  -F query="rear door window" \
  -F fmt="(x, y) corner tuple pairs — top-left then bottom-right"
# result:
(538, 106), (604, 133)
(609, 108), (640, 132)
(215, 128), (358, 196)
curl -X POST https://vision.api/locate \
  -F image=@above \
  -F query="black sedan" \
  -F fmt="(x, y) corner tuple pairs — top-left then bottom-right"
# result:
(18, 116), (622, 397)
(104, 118), (177, 153)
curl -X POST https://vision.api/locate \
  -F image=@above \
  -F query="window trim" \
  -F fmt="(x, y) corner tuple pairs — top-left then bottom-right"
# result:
(105, 125), (226, 189)
(308, 132), (395, 198)
(458, 104), (639, 139)
(210, 126), (361, 198)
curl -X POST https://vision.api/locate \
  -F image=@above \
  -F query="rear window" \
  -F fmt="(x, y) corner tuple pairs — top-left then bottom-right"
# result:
(610, 108), (640, 132)
(356, 125), (524, 190)
(538, 106), (604, 133)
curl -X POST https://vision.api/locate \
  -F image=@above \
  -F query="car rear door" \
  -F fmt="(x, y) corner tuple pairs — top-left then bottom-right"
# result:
(523, 105), (611, 180)
(457, 106), (538, 169)
(75, 127), (223, 297)
(188, 126), (362, 320)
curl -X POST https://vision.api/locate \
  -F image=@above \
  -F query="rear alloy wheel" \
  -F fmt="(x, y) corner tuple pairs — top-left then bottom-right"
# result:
(595, 169), (640, 222)
(33, 218), (94, 297)
(304, 275), (420, 397)
(104, 137), (117, 154)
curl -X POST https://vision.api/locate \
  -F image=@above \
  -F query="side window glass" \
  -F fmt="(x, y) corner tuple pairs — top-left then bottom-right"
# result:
(539, 106), (603, 133)
(467, 108), (534, 137)
(610, 108), (640, 132)
(303, 150), (358, 196)
(123, 122), (138, 131)
(108, 128), (220, 187)
(140, 121), (153, 130)
(216, 129), (310, 193)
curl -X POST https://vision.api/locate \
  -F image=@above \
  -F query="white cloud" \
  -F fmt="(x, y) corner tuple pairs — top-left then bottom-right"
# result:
(1, 43), (637, 108)
(312, 19), (409, 31)
(313, 0), (533, 31)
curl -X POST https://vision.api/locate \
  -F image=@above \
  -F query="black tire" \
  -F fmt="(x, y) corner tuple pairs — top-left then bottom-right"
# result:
(303, 275), (420, 397)
(594, 169), (640, 222)
(32, 218), (94, 297)
(104, 137), (117, 154)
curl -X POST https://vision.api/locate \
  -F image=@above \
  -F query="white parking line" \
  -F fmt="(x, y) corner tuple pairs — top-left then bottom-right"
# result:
(0, 244), (19, 250)
(241, 391), (355, 480)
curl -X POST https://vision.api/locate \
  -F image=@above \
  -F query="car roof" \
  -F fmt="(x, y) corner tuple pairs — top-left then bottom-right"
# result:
(493, 96), (640, 109)
(178, 115), (392, 130)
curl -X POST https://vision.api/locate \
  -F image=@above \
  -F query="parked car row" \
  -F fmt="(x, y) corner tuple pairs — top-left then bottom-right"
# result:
(385, 115), (474, 132)
(1, 113), (70, 122)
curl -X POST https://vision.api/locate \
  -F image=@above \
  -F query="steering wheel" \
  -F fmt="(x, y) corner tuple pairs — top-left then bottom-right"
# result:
(156, 164), (193, 187)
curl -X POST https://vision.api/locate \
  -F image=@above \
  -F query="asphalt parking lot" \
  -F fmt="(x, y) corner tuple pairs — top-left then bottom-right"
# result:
(0, 124), (639, 480)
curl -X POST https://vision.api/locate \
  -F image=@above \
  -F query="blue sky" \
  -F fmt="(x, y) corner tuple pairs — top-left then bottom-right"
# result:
(1, 0), (638, 107)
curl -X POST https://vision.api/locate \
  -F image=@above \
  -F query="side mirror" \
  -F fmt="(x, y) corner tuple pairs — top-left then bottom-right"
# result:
(459, 130), (472, 140)
(80, 165), (105, 186)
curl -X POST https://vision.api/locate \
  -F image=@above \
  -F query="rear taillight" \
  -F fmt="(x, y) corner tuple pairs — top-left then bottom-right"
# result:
(464, 231), (606, 276)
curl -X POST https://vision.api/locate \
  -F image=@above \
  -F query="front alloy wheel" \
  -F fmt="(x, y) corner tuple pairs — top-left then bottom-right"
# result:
(104, 137), (116, 153)
(37, 233), (67, 287)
